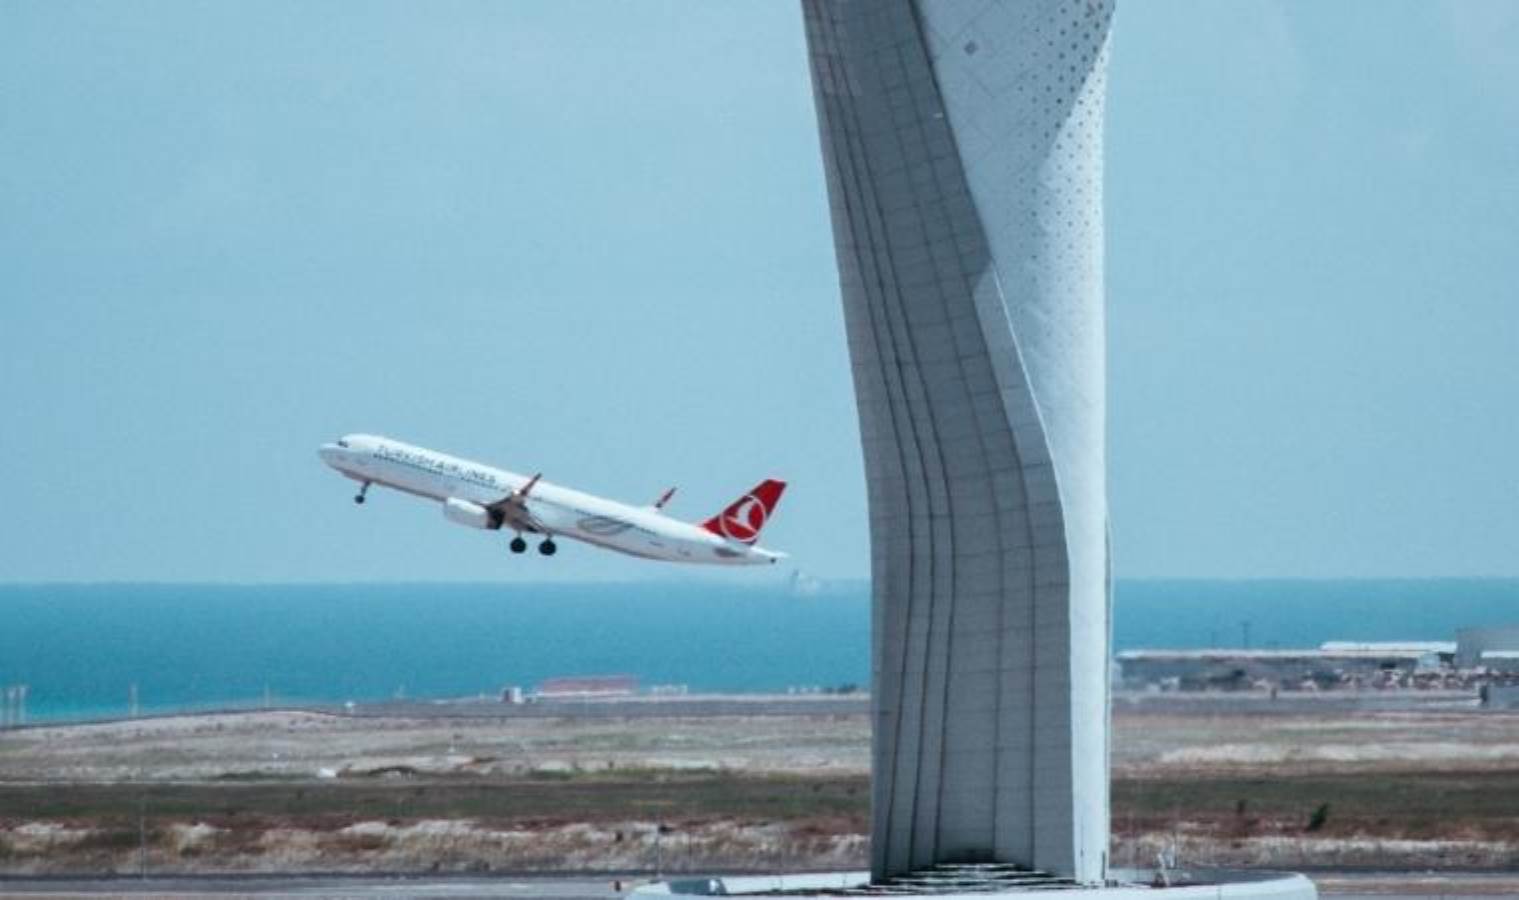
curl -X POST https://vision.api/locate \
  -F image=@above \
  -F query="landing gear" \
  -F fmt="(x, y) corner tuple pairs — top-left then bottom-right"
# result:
(509, 536), (528, 554)
(354, 482), (370, 505)
(538, 538), (557, 557)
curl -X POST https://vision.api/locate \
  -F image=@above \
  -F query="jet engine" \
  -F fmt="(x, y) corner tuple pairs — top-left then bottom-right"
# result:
(443, 497), (493, 530)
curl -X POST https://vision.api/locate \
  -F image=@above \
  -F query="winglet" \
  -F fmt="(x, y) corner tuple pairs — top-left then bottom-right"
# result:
(654, 486), (677, 510)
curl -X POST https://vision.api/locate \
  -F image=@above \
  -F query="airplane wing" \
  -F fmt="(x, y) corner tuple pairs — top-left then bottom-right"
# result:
(484, 473), (545, 533)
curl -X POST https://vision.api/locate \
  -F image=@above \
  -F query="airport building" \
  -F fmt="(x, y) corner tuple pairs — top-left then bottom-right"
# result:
(1115, 648), (1440, 692)
(1477, 651), (1519, 673)
(1455, 625), (1519, 669)
(536, 675), (639, 700)
(1319, 640), (1456, 662)
(1117, 631), (1519, 694)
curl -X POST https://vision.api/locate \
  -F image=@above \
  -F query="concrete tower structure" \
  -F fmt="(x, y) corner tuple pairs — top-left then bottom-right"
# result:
(800, 0), (1114, 884)
(635, 4), (1318, 896)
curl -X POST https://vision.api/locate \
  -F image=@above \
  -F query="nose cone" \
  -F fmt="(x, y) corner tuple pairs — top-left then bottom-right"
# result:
(318, 444), (344, 468)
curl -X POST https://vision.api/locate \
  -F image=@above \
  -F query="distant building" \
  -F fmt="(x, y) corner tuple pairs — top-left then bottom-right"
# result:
(1320, 640), (1456, 656)
(1116, 648), (1434, 691)
(536, 675), (638, 700)
(1478, 651), (1519, 673)
(1319, 641), (1453, 669)
(1456, 626), (1519, 668)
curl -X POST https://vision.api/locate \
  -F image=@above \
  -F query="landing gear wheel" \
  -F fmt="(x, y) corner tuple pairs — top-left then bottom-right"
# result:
(354, 483), (370, 505)
(538, 538), (557, 557)
(509, 536), (527, 554)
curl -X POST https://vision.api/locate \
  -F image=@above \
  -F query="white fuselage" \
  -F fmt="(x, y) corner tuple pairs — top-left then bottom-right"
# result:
(318, 434), (783, 566)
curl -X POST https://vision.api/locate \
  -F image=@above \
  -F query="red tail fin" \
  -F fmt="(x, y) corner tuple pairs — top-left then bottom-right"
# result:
(701, 479), (786, 544)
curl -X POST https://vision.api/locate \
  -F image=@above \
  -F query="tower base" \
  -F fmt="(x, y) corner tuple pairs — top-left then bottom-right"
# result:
(632, 865), (1315, 899)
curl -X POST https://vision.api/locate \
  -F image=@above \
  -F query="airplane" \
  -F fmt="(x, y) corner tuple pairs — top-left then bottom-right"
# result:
(317, 434), (787, 566)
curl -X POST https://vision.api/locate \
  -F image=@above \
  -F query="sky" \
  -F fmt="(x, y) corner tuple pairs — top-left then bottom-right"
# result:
(1, 1), (1515, 583)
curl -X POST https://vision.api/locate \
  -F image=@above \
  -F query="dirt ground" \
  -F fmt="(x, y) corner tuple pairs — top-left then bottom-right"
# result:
(2, 699), (1517, 877)
(0, 710), (870, 782)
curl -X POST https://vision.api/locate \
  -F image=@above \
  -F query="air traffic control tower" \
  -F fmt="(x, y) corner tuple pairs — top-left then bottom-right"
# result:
(641, 1), (1314, 896)
(803, 0), (1113, 882)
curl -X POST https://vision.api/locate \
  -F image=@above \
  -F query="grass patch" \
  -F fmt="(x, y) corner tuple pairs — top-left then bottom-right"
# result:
(5, 769), (1516, 849)
(1112, 770), (1519, 841)
(0, 772), (871, 830)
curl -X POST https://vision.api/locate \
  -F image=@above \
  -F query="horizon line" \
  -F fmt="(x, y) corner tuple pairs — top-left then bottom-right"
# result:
(3, 575), (1519, 588)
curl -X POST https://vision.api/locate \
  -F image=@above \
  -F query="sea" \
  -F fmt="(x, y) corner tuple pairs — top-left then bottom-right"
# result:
(0, 579), (1516, 723)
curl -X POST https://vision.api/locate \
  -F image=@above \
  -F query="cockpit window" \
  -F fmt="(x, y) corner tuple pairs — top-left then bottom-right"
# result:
(336, 439), (350, 449)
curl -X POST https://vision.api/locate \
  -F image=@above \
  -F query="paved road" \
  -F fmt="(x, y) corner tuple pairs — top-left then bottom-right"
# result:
(4, 872), (1516, 898)
(0, 873), (632, 898)
(1312, 870), (1519, 899)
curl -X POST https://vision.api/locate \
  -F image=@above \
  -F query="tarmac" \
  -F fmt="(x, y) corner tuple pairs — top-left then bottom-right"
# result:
(3, 871), (1517, 898)
(0, 873), (627, 898)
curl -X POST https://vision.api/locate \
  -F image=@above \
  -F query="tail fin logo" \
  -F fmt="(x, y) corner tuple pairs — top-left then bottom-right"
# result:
(702, 479), (786, 545)
(720, 495), (767, 543)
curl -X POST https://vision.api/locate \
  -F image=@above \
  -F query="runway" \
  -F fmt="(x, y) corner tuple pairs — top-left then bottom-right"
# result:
(3, 871), (1517, 898)
(0, 873), (628, 898)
